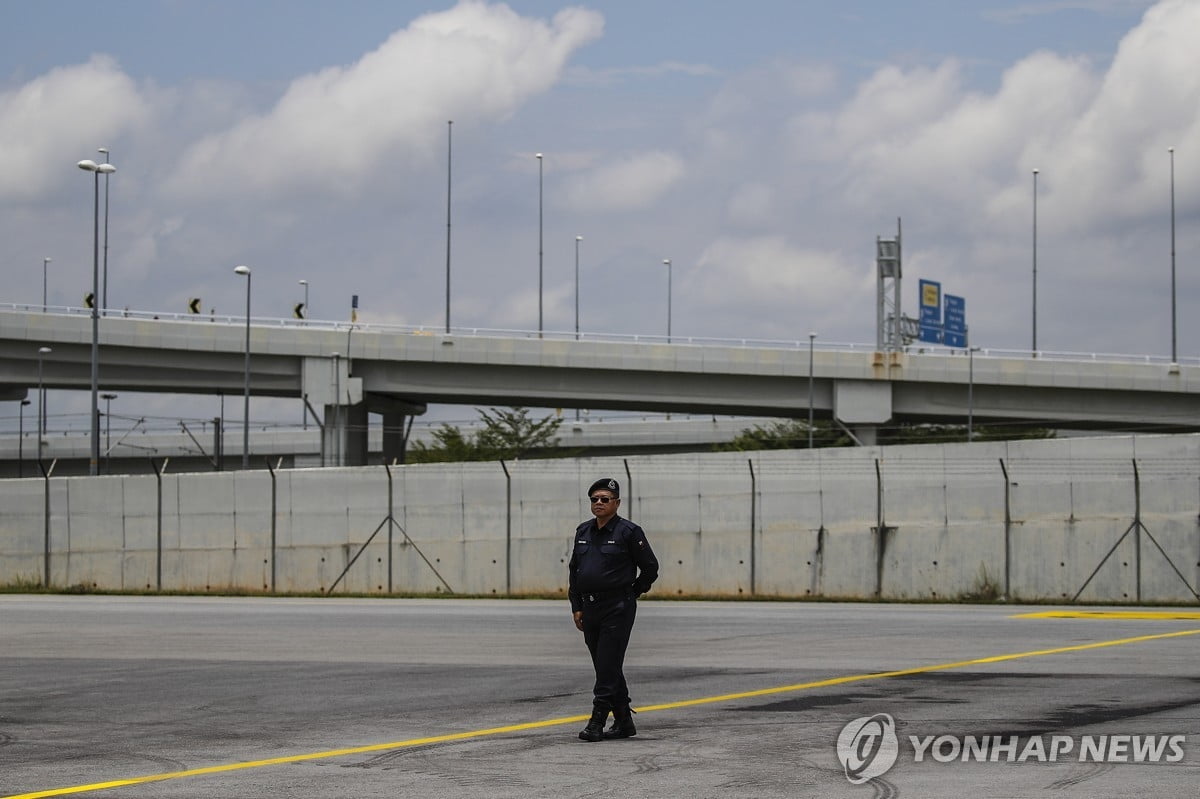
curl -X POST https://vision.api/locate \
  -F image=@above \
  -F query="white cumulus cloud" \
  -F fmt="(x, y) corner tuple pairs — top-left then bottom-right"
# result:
(0, 55), (151, 201)
(564, 150), (684, 212)
(164, 1), (604, 199)
(687, 236), (873, 340)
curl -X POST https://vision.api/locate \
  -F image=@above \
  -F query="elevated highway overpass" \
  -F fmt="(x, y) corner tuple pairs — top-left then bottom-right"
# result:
(0, 415), (775, 477)
(2, 305), (1198, 466)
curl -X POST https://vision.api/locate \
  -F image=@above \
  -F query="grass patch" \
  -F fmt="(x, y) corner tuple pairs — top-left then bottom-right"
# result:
(956, 563), (1002, 603)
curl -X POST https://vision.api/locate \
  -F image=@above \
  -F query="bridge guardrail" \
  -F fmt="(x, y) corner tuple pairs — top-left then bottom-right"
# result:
(2, 303), (1197, 367)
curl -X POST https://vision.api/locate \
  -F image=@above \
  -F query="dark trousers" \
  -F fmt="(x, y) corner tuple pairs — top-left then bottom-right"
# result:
(582, 596), (637, 710)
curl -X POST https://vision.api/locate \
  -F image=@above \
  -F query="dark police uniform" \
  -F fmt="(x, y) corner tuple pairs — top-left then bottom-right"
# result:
(568, 501), (659, 717)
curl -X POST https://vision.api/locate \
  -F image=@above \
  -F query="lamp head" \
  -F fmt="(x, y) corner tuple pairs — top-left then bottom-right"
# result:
(97, 163), (115, 174)
(38, 346), (52, 355)
(77, 159), (98, 172)
(234, 265), (251, 276)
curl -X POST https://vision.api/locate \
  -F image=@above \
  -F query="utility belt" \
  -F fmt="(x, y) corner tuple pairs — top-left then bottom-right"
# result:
(581, 586), (633, 603)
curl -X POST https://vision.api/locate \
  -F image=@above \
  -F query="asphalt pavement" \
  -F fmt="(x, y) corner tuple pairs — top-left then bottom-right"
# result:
(1, 596), (1198, 798)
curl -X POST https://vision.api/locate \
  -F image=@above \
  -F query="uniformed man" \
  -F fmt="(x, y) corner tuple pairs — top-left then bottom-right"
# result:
(568, 477), (659, 742)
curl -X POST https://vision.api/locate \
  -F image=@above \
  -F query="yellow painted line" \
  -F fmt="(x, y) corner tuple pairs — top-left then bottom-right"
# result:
(2, 715), (591, 799)
(7, 627), (1200, 799)
(637, 627), (1200, 711)
(1013, 610), (1200, 620)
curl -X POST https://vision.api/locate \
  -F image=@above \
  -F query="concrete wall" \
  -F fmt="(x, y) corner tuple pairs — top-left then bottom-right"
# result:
(2, 435), (1198, 603)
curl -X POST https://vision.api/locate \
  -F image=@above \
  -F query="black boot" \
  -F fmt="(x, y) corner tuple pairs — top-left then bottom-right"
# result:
(603, 705), (637, 739)
(579, 706), (609, 742)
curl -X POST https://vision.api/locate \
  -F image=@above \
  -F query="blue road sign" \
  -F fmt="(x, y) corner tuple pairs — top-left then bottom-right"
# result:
(918, 279), (942, 344)
(944, 294), (966, 347)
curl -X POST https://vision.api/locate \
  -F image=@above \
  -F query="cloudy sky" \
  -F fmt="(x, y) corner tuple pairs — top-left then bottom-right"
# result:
(2, 0), (1197, 428)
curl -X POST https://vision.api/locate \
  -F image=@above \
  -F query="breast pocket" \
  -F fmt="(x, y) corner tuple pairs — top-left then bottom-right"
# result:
(599, 543), (624, 557)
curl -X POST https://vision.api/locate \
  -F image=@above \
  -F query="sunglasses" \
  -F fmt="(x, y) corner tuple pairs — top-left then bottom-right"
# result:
(588, 495), (617, 504)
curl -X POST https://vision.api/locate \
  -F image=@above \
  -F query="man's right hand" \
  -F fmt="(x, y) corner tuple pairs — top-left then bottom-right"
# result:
(573, 611), (584, 631)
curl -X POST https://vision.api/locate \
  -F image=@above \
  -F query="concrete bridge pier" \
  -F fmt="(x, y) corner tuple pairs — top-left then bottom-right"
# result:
(853, 426), (879, 446)
(835, 379), (891, 447)
(307, 351), (427, 466)
(382, 411), (406, 464)
(378, 397), (427, 465)
(305, 355), (363, 467)
(322, 401), (368, 466)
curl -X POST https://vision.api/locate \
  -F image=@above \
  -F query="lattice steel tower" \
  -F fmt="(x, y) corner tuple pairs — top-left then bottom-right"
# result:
(876, 219), (902, 351)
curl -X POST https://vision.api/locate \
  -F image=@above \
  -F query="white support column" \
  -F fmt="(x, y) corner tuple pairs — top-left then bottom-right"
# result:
(303, 356), (363, 466)
(834, 380), (892, 447)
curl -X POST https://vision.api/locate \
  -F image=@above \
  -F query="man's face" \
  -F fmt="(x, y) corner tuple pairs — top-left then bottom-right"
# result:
(589, 490), (619, 520)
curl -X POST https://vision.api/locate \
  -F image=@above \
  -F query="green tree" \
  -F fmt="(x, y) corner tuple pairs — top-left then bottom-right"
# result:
(878, 422), (1055, 445)
(969, 424), (1055, 443)
(476, 406), (564, 460)
(408, 423), (482, 463)
(716, 419), (850, 451)
(717, 419), (1054, 451)
(407, 407), (564, 463)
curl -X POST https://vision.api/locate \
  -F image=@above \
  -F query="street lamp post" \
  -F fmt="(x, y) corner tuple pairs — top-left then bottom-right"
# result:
(78, 157), (115, 476)
(18, 399), (30, 478)
(968, 349), (974, 440)
(536, 152), (544, 337)
(37, 346), (52, 465)
(1032, 168), (1039, 355)
(101, 393), (117, 473)
(98, 147), (111, 311)
(331, 352), (342, 467)
(42, 257), (51, 312)
(574, 236), (583, 340)
(575, 235), (583, 422)
(662, 258), (672, 343)
(234, 265), (252, 469)
(297, 279), (309, 432)
(1169, 147), (1177, 364)
(446, 120), (453, 334)
(808, 332), (816, 448)
(298, 279), (309, 429)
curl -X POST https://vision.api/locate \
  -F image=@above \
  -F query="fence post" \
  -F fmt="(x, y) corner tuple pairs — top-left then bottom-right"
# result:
(500, 460), (512, 595)
(874, 459), (892, 598)
(151, 458), (169, 591)
(623, 459), (633, 521)
(265, 458), (278, 593)
(811, 452), (825, 598)
(1134, 459), (1142, 603)
(385, 463), (395, 594)
(999, 458), (1011, 600)
(38, 459), (56, 588)
(748, 458), (756, 595)
(1072, 458), (1141, 603)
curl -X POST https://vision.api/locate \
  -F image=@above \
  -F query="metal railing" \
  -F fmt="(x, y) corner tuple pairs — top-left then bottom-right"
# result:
(4, 303), (1197, 367)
